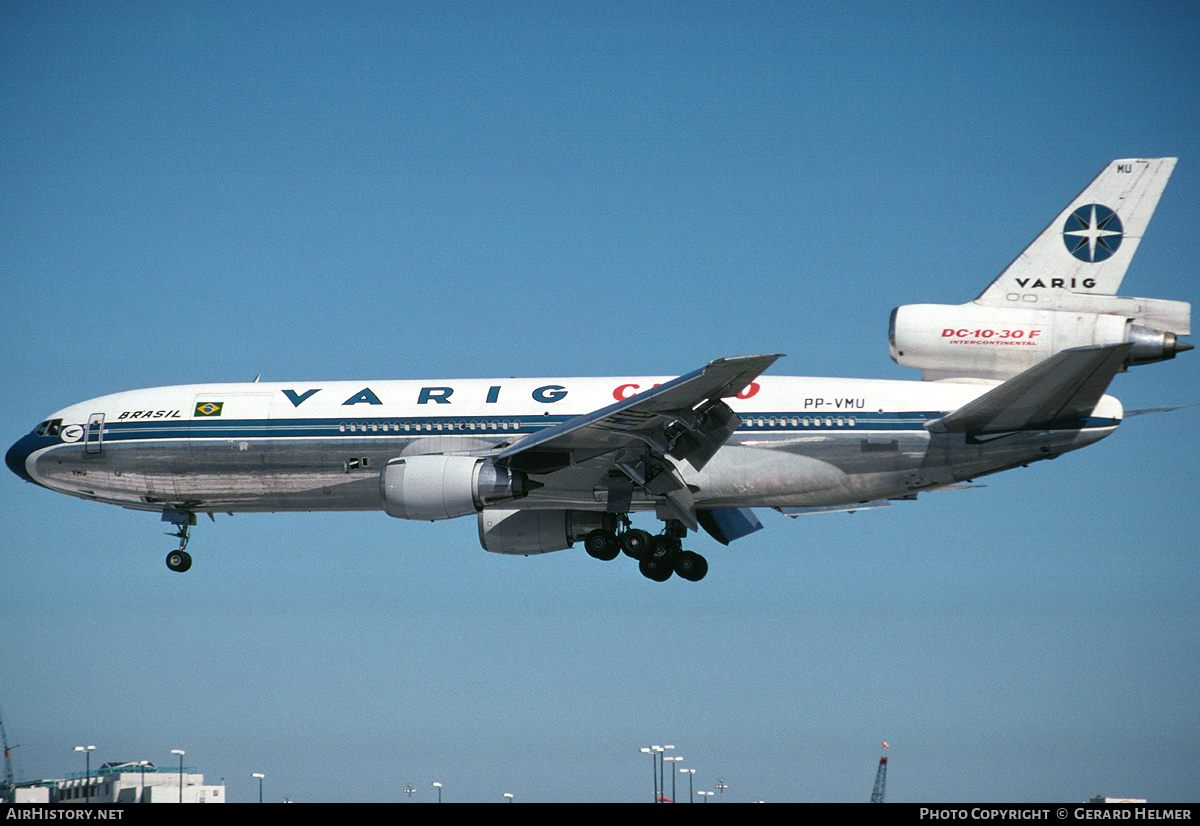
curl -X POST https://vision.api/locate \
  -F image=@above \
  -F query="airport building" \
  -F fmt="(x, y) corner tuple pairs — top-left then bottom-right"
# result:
(10, 762), (225, 803)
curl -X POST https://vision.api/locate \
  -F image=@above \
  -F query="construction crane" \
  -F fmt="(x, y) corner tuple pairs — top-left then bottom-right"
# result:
(870, 754), (888, 803)
(0, 706), (16, 803)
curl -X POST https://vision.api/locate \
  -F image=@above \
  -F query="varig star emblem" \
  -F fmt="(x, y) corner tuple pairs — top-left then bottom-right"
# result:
(1063, 204), (1123, 263)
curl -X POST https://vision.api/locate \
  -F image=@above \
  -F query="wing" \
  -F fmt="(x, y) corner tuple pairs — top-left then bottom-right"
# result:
(494, 354), (783, 530)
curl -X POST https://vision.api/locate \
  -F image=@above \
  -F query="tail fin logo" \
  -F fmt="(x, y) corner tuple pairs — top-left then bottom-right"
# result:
(1063, 204), (1123, 263)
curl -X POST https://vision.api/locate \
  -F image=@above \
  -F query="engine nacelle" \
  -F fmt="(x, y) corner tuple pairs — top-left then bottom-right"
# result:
(380, 455), (533, 521)
(477, 509), (611, 555)
(890, 300), (1191, 380)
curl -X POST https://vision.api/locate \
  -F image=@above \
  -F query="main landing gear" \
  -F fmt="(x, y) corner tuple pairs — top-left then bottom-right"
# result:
(162, 509), (196, 573)
(583, 519), (708, 582)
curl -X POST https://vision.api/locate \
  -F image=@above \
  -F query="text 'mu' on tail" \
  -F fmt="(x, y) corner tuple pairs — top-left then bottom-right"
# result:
(976, 157), (1175, 306)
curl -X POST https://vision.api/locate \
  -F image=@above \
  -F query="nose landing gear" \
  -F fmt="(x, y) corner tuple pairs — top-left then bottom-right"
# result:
(166, 548), (192, 573)
(162, 509), (196, 573)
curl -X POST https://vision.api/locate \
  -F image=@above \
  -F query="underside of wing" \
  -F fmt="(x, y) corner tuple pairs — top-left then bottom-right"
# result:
(494, 354), (783, 530)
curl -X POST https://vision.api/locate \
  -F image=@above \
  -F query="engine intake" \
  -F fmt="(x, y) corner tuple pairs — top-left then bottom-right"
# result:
(380, 455), (535, 521)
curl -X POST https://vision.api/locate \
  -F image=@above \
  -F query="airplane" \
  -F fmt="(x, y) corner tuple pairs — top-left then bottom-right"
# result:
(6, 158), (1192, 581)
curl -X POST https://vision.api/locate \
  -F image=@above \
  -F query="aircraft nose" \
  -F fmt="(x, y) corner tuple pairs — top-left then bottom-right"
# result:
(6, 434), (38, 484)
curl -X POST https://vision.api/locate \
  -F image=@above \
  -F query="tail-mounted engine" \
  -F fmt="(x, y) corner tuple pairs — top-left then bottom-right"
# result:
(380, 455), (537, 521)
(890, 296), (1191, 381)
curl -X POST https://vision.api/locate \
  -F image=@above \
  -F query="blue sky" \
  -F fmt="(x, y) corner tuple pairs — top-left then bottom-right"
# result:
(2, 0), (1198, 803)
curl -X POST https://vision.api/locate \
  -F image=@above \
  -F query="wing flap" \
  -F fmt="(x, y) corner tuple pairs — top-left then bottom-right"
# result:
(698, 507), (764, 545)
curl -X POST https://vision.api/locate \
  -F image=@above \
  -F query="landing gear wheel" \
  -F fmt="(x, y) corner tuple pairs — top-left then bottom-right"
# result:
(620, 528), (653, 560)
(166, 549), (192, 573)
(674, 550), (708, 582)
(639, 556), (674, 582)
(584, 529), (620, 561)
(649, 535), (680, 566)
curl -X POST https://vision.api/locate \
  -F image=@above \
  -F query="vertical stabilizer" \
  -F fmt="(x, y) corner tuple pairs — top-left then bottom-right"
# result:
(976, 158), (1176, 307)
(891, 158), (1189, 380)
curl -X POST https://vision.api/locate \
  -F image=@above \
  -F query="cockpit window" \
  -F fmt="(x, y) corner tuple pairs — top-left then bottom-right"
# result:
(35, 419), (62, 437)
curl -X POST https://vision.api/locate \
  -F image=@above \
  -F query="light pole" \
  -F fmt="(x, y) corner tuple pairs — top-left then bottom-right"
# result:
(680, 768), (695, 803)
(652, 746), (664, 801)
(665, 756), (682, 803)
(716, 778), (727, 802)
(699, 790), (713, 802)
(503, 792), (513, 802)
(252, 773), (264, 803)
(432, 782), (442, 803)
(639, 747), (656, 803)
(73, 746), (95, 804)
(170, 749), (185, 803)
(659, 745), (674, 801)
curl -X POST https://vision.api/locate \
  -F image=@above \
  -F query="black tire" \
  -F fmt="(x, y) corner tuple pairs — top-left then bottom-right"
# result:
(584, 529), (619, 561)
(649, 534), (680, 565)
(674, 550), (708, 582)
(620, 528), (653, 560)
(639, 556), (674, 582)
(166, 550), (192, 573)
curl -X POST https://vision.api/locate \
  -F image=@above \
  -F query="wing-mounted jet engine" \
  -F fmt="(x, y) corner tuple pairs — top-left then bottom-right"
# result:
(380, 455), (538, 521)
(890, 158), (1191, 381)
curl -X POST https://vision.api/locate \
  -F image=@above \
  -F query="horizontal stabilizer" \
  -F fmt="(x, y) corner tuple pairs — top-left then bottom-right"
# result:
(926, 343), (1131, 434)
(1123, 404), (1192, 417)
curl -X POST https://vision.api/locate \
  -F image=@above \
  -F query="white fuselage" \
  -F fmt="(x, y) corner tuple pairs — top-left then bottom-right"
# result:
(9, 372), (1122, 517)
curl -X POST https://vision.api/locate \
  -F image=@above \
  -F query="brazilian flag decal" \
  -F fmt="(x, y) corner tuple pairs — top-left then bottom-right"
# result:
(194, 401), (224, 417)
